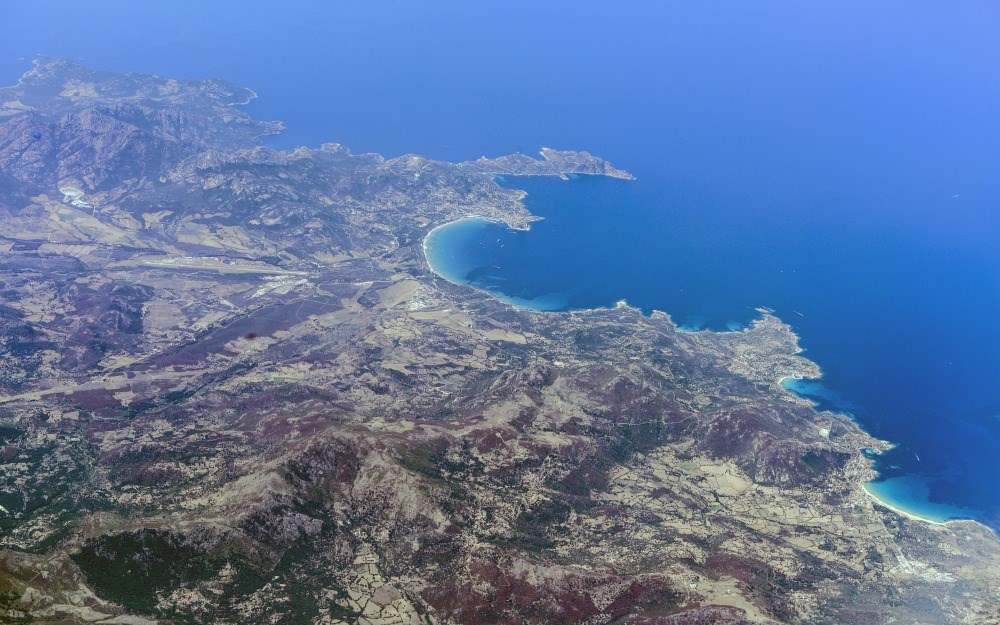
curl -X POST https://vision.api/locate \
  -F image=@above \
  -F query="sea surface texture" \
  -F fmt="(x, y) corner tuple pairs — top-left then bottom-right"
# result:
(3, 1), (999, 528)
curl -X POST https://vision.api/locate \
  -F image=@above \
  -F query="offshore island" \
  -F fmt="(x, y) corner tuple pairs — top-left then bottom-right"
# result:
(0, 58), (998, 625)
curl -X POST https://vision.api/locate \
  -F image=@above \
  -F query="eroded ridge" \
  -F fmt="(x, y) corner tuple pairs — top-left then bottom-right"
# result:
(0, 59), (997, 625)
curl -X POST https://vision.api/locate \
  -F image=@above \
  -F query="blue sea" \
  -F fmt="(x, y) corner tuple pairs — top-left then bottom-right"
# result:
(3, 1), (999, 529)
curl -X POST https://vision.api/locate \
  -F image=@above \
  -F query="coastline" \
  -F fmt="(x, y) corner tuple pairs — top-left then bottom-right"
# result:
(782, 372), (983, 528)
(422, 218), (995, 536)
(423, 217), (765, 326)
(3, 49), (999, 623)
(863, 475), (984, 528)
(422, 217), (565, 312)
(422, 216), (508, 289)
(861, 483), (950, 526)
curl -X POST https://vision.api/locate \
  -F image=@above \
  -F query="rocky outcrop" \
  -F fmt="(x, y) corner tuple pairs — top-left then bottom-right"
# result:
(0, 59), (997, 625)
(460, 147), (635, 180)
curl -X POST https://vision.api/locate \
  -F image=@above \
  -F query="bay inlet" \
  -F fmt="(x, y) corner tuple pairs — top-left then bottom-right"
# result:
(423, 174), (1000, 531)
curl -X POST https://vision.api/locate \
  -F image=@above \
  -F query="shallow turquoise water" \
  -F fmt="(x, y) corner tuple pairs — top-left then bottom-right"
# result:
(424, 218), (575, 311)
(865, 476), (980, 525)
(3, 1), (999, 529)
(425, 174), (1000, 529)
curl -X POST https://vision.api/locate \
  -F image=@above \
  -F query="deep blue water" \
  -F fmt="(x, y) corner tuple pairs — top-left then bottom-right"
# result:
(3, 2), (999, 528)
(425, 177), (999, 526)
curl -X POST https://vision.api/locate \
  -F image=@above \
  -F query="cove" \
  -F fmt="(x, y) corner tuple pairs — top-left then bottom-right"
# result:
(4, 0), (999, 530)
(424, 174), (1000, 531)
